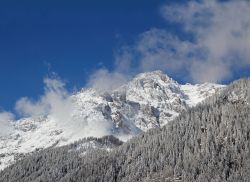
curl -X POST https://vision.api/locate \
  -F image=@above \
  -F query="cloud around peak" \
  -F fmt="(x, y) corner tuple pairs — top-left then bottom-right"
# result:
(15, 77), (71, 119)
(0, 111), (14, 136)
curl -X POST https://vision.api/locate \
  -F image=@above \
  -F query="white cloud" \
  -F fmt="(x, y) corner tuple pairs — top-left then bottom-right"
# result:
(85, 29), (194, 90)
(15, 77), (77, 132)
(0, 111), (14, 136)
(161, 0), (250, 82)
(15, 77), (71, 121)
(86, 68), (129, 92)
(15, 77), (114, 138)
(189, 60), (232, 83)
(88, 0), (250, 86)
(135, 28), (194, 75)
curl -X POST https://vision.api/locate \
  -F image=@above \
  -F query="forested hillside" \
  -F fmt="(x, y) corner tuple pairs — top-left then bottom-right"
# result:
(1, 78), (249, 182)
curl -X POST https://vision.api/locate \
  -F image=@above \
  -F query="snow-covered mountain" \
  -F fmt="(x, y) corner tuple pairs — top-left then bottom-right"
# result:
(0, 71), (225, 170)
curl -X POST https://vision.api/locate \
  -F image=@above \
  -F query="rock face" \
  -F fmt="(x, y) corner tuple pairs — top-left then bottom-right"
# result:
(0, 71), (225, 170)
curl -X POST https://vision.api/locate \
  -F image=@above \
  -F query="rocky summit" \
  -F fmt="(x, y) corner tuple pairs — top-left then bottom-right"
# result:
(0, 71), (224, 170)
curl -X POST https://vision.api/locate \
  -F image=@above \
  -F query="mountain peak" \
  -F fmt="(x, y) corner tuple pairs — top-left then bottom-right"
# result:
(133, 70), (171, 82)
(0, 71), (226, 170)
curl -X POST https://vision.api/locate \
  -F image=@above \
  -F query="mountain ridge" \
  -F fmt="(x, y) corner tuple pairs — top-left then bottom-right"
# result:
(1, 78), (249, 182)
(0, 71), (224, 170)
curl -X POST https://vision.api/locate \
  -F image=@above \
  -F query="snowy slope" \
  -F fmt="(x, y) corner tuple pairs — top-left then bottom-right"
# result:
(181, 82), (225, 107)
(0, 71), (225, 170)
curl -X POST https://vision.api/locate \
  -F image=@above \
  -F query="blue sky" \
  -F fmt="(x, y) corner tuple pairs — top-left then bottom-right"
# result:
(0, 0), (167, 111)
(1, 0), (250, 112)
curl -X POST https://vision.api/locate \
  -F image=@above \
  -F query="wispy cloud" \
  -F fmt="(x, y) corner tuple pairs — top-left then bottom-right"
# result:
(161, 0), (250, 82)
(87, 0), (250, 86)
(15, 76), (113, 138)
(0, 111), (14, 136)
(15, 77), (71, 120)
(86, 69), (129, 92)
